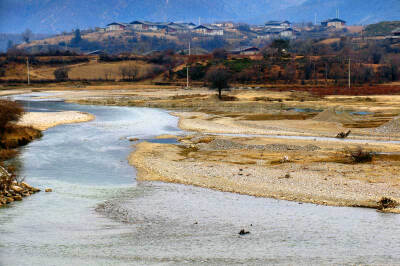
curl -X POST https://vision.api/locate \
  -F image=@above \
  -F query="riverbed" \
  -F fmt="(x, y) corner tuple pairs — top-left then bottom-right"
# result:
(1, 94), (400, 265)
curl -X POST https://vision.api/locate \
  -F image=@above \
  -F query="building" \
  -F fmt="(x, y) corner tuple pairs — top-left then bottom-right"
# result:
(212, 21), (235, 29)
(193, 25), (224, 36)
(95, 27), (106, 33)
(106, 22), (128, 31)
(129, 21), (167, 31)
(228, 46), (260, 55)
(392, 28), (400, 37)
(321, 18), (346, 29)
(279, 28), (296, 39)
(129, 21), (194, 32)
(165, 22), (195, 33)
(257, 30), (280, 40)
(257, 28), (296, 40)
(176, 22), (196, 29)
(264, 21), (291, 31)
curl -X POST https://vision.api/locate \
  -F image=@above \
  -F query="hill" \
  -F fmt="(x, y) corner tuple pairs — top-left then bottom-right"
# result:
(364, 21), (400, 36)
(0, 0), (399, 34)
(281, 0), (400, 25)
(0, 0), (303, 33)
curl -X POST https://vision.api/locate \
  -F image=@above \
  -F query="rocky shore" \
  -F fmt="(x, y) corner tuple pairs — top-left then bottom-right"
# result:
(0, 166), (40, 208)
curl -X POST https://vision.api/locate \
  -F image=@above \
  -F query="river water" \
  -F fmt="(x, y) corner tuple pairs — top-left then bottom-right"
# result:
(1, 94), (400, 265)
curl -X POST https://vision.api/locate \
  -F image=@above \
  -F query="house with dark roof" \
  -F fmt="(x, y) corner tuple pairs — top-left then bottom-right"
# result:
(228, 46), (260, 55)
(321, 18), (346, 29)
(392, 28), (400, 37)
(264, 21), (291, 31)
(106, 22), (128, 31)
(165, 22), (195, 33)
(193, 25), (224, 36)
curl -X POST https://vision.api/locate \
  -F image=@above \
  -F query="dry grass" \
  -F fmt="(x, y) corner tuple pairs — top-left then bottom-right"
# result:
(68, 61), (152, 80)
(178, 145), (200, 157)
(0, 149), (18, 161)
(1, 126), (42, 149)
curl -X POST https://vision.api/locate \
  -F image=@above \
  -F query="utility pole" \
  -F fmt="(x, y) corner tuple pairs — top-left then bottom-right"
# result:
(348, 58), (351, 89)
(186, 41), (191, 89)
(325, 62), (328, 85)
(26, 57), (30, 86)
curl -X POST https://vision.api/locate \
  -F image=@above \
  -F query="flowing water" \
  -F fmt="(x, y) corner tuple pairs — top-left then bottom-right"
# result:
(1, 94), (400, 265)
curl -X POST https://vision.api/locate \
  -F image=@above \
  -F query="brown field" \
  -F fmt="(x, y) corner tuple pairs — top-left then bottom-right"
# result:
(1, 60), (155, 81)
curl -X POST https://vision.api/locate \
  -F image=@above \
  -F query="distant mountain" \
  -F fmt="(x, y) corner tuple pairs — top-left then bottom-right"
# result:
(0, 0), (398, 34)
(280, 0), (400, 25)
(0, 0), (304, 33)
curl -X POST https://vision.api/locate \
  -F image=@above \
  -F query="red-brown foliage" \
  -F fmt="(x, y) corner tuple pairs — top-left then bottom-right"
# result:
(0, 100), (24, 133)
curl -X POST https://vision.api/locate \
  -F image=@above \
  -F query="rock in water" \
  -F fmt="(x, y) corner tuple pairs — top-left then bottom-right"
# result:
(45, 188), (53, 193)
(239, 229), (250, 235)
(11, 185), (23, 193)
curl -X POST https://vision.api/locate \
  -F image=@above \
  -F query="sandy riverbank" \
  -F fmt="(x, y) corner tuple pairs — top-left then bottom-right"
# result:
(130, 135), (400, 212)
(17, 111), (95, 130)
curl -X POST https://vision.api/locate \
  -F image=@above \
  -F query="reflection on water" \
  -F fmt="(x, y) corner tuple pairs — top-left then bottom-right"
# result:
(0, 94), (400, 265)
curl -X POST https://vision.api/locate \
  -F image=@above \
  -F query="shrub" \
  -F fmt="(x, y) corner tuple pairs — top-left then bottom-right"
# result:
(54, 67), (69, 81)
(0, 100), (24, 134)
(343, 146), (373, 163)
(212, 48), (227, 60)
(377, 197), (399, 210)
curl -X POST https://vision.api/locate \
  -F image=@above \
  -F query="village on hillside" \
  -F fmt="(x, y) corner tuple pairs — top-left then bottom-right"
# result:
(15, 17), (357, 54)
(14, 15), (400, 56)
(1, 16), (400, 89)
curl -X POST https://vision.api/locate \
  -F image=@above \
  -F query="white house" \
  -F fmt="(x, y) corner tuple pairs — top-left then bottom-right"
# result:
(212, 21), (235, 29)
(264, 21), (291, 31)
(279, 28), (296, 39)
(321, 18), (346, 29)
(193, 25), (224, 36)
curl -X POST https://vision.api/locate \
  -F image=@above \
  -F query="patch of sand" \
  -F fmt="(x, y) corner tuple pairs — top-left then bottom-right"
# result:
(17, 111), (95, 130)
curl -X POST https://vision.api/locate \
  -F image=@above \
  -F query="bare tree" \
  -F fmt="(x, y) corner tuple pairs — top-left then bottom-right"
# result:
(126, 63), (138, 80)
(119, 65), (128, 80)
(119, 63), (138, 81)
(205, 66), (230, 100)
(103, 67), (113, 81)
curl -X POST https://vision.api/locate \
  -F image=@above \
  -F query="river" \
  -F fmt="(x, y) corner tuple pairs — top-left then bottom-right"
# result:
(1, 94), (400, 265)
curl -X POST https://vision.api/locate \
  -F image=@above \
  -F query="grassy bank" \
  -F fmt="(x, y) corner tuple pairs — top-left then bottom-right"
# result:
(0, 99), (42, 208)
